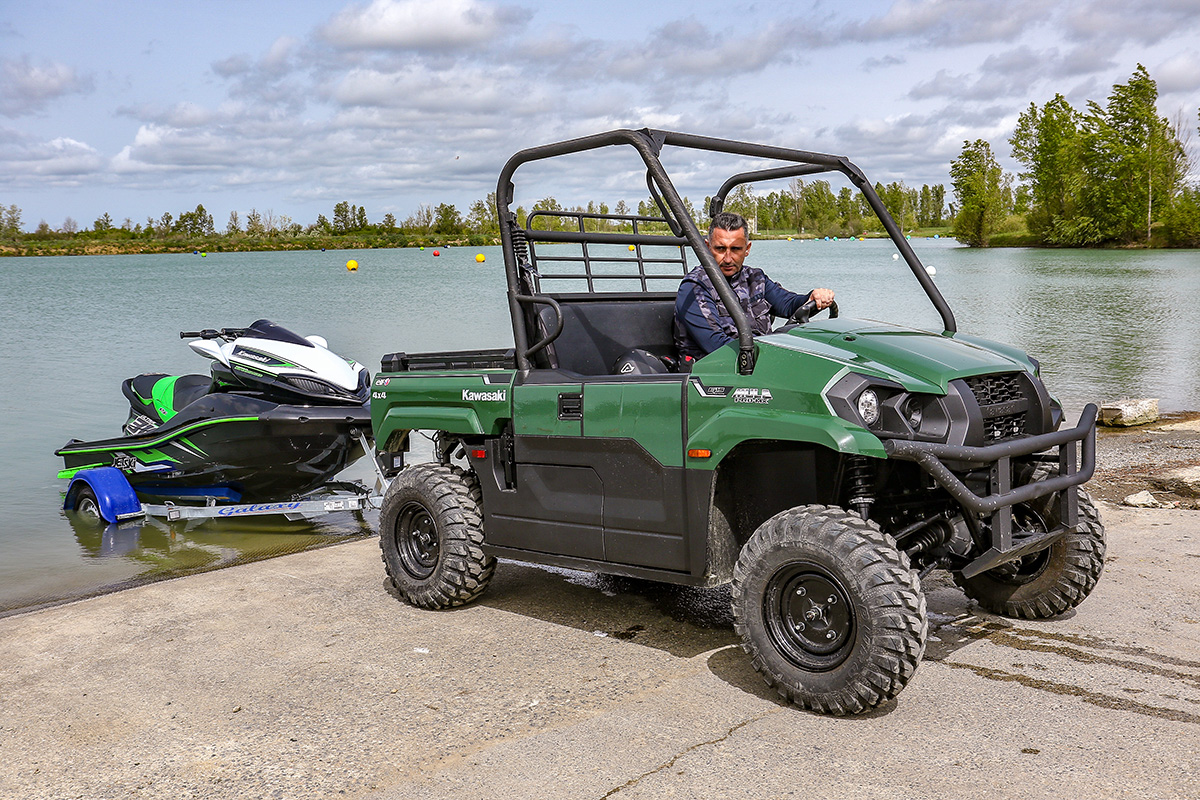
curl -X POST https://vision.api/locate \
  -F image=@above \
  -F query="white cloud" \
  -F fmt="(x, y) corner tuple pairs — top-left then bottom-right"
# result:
(319, 0), (531, 51)
(0, 56), (93, 117)
(1154, 50), (1200, 94)
(0, 132), (104, 181)
(1062, 0), (1200, 46)
(841, 0), (1046, 45)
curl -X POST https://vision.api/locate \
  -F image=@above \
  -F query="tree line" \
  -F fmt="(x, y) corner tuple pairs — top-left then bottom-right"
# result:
(2, 173), (950, 257)
(951, 64), (1200, 247)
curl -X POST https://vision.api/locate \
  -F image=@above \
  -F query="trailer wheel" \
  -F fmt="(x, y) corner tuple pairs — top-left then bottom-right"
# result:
(379, 462), (496, 609)
(955, 470), (1105, 620)
(72, 485), (103, 521)
(732, 505), (927, 715)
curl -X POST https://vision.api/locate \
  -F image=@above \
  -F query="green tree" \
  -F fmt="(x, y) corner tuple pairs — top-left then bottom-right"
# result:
(93, 212), (113, 232)
(465, 196), (497, 233)
(917, 184), (946, 227)
(1161, 186), (1200, 247)
(1080, 64), (1188, 244)
(332, 201), (352, 233)
(950, 139), (1007, 247)
(799, 180), (838, 235)
(226, 210), (241, 235)
(837, 187), (863, 234)
(1010, 94), (1091, 244)
(175, 204), (214, 236)
(245, 208), (265, 237)
(433, 202), (463, 236)
(2, 203), (22, 240)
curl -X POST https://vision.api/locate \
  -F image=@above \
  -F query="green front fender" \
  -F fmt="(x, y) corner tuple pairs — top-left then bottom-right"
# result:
(687, 407), (886, 466)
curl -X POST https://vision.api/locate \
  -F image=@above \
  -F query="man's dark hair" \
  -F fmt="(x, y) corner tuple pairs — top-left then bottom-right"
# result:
(709, 211), (749, 238)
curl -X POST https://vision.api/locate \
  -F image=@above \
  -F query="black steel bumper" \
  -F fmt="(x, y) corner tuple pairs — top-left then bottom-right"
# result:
(883, 404), (1097, 578)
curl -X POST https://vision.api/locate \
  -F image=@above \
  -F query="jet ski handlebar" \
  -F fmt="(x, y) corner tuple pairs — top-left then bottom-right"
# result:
(179, 328), (249, 341)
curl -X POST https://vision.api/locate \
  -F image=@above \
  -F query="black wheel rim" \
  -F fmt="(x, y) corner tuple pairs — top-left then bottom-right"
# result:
(763, 562), (856, 672)
(395, 501), (439, 580)
(987, 505), (1052, 585)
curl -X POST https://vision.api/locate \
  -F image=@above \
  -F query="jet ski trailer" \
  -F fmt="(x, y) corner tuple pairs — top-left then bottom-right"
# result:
(62, 430), (391, 525)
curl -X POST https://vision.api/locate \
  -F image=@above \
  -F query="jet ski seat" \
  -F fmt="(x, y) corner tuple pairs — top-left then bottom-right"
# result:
(122, 373), (214, 427)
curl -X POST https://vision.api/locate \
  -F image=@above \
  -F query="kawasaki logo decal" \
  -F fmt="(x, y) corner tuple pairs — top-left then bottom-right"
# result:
(462, 388), (507, 402)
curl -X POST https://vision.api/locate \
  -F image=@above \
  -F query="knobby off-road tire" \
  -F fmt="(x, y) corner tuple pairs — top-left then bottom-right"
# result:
(379, 463), (496, 609)
(731, 505), (927, 715)
(955, 468), (1106, 620)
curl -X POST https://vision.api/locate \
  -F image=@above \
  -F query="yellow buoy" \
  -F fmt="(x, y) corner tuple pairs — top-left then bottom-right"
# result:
(346, 259), (358, 271)
(628, 244), (636, 251)
(475, 253), (486, 262)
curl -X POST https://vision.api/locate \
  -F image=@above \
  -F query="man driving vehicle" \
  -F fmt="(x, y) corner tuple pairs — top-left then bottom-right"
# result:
(673, 211), (835, 360)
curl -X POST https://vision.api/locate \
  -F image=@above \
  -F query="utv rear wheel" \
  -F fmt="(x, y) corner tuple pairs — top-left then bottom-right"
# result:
(956, 479), (1105, 620)
(379, 463), (496, 609)
(732, 505), (927, 715)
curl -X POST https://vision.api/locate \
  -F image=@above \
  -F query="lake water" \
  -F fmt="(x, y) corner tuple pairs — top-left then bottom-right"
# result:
(2, 239), (1197, 613)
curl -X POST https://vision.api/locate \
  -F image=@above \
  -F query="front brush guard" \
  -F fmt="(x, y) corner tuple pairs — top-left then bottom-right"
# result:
(883, 404), (1097, 579)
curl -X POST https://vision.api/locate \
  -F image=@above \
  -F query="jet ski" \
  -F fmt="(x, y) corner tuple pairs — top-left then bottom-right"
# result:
(56, 319), (372, 504)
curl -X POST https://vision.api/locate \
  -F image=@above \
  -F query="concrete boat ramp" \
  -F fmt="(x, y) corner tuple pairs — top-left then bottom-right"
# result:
(1, 501), (1197, 799)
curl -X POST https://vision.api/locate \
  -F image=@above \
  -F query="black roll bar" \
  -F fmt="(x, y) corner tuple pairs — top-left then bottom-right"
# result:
(494, 128), (958, 375)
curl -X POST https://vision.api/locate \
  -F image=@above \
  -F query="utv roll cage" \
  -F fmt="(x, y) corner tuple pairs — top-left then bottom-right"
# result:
(495, 128), (958, 376)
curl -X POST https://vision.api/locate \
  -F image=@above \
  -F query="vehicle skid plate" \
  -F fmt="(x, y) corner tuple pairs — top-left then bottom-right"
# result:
(883, 404), (1097, 578)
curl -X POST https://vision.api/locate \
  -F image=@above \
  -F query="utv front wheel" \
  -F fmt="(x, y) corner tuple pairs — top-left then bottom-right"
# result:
(379, 463), (496, 609)
(732, 505), (927, 715)
(956, 482), (1105, 620)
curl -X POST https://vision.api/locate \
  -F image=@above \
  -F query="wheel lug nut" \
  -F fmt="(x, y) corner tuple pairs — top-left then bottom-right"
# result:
(826, 631), (836, 640)
(796, 587), (806, 596)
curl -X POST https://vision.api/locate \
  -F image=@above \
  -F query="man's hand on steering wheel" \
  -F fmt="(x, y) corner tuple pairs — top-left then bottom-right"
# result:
(785, 288), (838, 325)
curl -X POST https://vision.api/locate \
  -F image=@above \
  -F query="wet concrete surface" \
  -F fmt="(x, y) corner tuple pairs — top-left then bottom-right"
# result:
(1, 500), (1197, 800)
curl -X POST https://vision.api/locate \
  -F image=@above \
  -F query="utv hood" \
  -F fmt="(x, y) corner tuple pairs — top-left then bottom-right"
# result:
(759, 318), (1036, 394)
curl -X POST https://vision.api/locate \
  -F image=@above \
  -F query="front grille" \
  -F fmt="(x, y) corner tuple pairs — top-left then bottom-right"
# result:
(966, 373), (1023, 405)
(966, 373), (1030, 441)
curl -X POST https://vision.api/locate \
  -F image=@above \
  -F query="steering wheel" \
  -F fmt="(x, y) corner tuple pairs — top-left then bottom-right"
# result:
(785, 298), (839, 326)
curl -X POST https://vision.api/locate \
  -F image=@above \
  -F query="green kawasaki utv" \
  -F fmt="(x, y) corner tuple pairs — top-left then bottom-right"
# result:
(370, 129), (1103, 714)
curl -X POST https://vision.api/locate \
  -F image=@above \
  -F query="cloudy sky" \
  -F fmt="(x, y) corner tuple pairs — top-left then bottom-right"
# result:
(3, 0), (1198, 231)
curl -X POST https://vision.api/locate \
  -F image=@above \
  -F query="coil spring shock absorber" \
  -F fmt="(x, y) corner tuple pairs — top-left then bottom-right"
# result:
(846, 456), (876, 519)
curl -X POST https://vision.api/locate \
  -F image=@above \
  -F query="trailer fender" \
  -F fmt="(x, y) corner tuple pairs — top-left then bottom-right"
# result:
(64, 467), (144, 524)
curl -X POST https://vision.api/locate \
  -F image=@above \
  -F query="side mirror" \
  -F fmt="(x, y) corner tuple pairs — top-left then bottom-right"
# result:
(305, 335), (329, 349)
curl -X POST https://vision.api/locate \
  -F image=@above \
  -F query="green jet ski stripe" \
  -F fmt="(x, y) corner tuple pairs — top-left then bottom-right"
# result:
(151, 376), (182, 421)
(57, 463), (105, 480)
(59, 416), (262, 454)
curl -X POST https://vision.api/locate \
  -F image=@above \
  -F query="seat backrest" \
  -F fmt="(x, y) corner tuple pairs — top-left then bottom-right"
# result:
(533, 296), (677, 375)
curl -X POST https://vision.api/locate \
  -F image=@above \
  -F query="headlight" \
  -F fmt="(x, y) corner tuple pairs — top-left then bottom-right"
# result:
(857, 389), (880, 426)
(825, 373), (951, 441)
(905, 397), (923, 429)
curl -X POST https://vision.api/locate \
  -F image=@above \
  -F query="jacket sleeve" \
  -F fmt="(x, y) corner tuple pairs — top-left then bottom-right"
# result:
(676, 283), (733, 354)
(764, 280), (811, 320)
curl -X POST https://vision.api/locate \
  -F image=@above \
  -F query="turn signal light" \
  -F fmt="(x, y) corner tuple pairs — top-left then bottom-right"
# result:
(471, 449), (487, 459)
(688, 449), (712, 459)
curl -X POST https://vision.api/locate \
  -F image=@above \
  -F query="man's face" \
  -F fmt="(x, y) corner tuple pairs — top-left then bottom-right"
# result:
(707, 226), (751, 278)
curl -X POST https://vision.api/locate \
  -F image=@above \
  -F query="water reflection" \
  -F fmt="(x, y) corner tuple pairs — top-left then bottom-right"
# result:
(49, 506), (374, 604)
